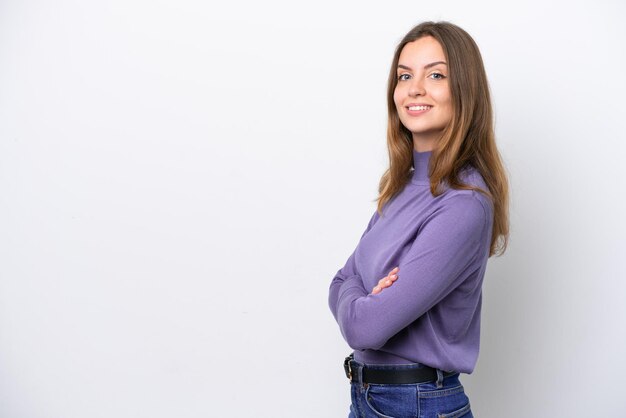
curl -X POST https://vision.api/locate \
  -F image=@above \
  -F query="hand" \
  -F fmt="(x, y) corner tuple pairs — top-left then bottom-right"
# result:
(371, 267), (399, 295)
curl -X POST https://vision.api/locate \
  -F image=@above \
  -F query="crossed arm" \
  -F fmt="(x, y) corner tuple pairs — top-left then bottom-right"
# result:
(328, 193), (489, 350)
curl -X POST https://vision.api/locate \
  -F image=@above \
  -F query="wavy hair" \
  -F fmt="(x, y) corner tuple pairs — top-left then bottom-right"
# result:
(374, 21), (509, 257)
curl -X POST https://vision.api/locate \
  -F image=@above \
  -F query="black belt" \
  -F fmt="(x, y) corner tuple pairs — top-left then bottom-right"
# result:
(343, 353), (457, 384)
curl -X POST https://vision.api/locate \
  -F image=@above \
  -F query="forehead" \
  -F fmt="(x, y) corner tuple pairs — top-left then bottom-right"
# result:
(398, 36), (446, 66)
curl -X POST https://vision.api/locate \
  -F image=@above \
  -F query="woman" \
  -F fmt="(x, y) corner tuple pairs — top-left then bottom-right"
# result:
(328, 21), (509, 418)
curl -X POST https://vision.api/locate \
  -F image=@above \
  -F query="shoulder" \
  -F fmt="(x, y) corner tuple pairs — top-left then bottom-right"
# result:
(438, 168), (494, 229)
(459, 164), (489, 193)
(449, 165), (492, 210)
(439, 190), (491, 224)
(418, 188), (492, 250)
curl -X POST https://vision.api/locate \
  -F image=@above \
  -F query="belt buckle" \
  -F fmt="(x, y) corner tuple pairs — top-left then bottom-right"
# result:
(343, 354), (354, 381)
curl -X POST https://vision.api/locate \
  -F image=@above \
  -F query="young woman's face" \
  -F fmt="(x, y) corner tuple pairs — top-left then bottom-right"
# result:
(393, 36), (452, 151)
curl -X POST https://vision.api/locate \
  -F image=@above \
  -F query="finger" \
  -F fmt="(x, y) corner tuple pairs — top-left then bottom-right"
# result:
(388, 267), (399, 275)
(377, 278), (393, 289)
(372, 286), (381, 295)
(383, 274), (397, 283)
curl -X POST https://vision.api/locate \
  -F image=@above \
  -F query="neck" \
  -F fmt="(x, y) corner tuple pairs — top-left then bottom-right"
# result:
(412, 135), (437, 152)
(411, 148), (432, 184)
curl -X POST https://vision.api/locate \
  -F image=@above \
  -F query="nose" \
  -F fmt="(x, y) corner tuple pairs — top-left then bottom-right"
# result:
(408, 78), (425, 97)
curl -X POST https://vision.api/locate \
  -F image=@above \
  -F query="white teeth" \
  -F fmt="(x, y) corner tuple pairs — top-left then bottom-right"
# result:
(408, 105), (432, 111)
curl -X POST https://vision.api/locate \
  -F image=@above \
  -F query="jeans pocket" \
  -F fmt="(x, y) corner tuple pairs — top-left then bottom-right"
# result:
(364, 384), (417, 418)
(436, 401), (472, 418)
(419, 384), (472, 418)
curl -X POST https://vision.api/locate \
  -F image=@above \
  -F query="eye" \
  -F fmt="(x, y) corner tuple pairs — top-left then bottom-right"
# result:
(397, 73), (411, 81)
(429, 72), (446, 80)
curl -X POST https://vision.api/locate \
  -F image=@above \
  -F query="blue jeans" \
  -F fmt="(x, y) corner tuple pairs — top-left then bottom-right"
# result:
(347, 359), (473, 418)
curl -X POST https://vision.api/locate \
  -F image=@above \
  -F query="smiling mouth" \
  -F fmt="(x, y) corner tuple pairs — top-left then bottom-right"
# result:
(407, 105), (432, 111)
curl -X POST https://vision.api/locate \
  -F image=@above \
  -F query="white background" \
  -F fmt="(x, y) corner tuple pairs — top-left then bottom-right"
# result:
(1, 1), (625, 417)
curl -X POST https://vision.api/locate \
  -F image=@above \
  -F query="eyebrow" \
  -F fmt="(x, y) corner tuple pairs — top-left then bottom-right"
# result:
(397, 61), (447, 71)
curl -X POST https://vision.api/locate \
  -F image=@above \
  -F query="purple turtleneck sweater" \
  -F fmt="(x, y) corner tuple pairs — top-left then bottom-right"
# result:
(328, 149), (494, 374)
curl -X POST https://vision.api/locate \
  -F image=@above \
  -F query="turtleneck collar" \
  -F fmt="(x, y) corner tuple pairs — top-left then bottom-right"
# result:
(411, 149), (432, 185)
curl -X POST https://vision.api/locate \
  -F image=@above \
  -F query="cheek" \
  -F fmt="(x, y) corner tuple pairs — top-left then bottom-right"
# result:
(393, 88), (402, 108)
(432, 86), (451, 104)
(433, 89), (453, 116)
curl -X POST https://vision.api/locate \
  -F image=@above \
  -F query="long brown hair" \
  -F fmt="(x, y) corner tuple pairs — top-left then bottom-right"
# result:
(375, 21), (509, 257)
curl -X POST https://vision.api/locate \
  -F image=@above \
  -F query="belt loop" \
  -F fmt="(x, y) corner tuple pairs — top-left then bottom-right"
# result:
(356, 361), (364, 384)
(435, 369), (444, 388)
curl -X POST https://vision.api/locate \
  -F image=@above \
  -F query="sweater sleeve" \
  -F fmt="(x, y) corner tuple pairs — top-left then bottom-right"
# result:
(335, 193), (490, 351)
(328, 209), (380, 321)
